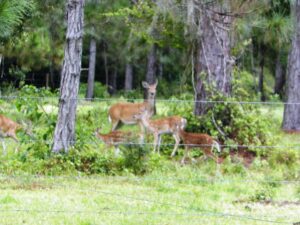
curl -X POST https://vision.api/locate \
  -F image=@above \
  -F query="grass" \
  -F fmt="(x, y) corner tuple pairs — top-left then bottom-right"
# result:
(0, 98), (300, 224)
(0, 169), (299, 225)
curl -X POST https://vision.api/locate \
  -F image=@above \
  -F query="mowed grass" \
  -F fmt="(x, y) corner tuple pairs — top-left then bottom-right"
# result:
(0, 169), (299, 225)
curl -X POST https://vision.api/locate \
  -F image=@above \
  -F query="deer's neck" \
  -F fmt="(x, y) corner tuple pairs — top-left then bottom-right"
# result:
(144, 96), (155, 107)
(140, 117), (154, 132)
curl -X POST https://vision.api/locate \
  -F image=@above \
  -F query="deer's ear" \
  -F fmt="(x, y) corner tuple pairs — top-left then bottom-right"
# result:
(153, 78), (158, 87)
(142, 81), (149, 88)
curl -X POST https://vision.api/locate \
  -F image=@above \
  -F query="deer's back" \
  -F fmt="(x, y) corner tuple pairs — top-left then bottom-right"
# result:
(0, 115), (20, 133)
(96, 130), (133, 144)
(180, 131), (213, 145)
(109, 102), (152, 123)
(149, 116), (185, 133)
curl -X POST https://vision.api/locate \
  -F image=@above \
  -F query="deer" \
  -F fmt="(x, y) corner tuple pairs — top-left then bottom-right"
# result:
(0, 114), (32, 154)
(108, 79), (158, 142)
(178, 129), (222, 172)
(94, 127), (137, 156)
(133, 109), (187, 155)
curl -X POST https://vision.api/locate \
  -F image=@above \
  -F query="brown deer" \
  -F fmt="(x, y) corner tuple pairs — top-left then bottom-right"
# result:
(0, 114), (32, 154)
(133, 110), (187, 155)
(94, 127), (137, 156)
(178, 129), (221, 165)
(108, 80), (158, 142)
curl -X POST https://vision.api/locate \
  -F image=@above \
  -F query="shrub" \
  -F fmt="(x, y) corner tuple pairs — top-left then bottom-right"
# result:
(79, 82), (109, 99)
(167, 93), (274, 157)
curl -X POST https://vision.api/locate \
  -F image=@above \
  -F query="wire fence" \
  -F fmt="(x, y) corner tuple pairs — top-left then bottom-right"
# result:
(0, 174), (299, 184)
(0, 96), (300, 224)
(0, 180), (299, 224)
(0, 208), (295, 224)
(0, 95), (299, 105)
(10, 139), (300, 150)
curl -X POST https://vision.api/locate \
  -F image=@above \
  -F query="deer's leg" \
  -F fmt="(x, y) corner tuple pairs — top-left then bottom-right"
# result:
(170, 134), (180, 157)
(181, 145), (188, 164)
(114, 145), (120, 157)
(153, 134), (158, 153)
(1, 139), (6, 155)
(138, 122), (145, 144)
(8, 132), (19, 143)
(111, 119), (119, 131)
(157, 134), (162, 154)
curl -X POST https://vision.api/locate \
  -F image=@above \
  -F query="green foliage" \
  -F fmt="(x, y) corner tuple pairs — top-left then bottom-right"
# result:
(250, 186), (275, 201)
(168, 93), (274, 156)
(79, 82), (110, 99)
(0, 0), (34, 40)
(14, 85), (57, 121)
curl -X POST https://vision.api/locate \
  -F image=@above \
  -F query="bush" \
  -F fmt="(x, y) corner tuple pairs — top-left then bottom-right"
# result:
(167, 93), (274, 156)
(79, 82), (109, 99)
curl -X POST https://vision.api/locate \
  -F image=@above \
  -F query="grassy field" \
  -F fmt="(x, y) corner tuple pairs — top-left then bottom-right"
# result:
(0, 99), (300, 224)
(0, 169), (299, 225)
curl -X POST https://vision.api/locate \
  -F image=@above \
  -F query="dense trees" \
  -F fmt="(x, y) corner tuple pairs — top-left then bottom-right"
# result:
(2, 0), (300, 134)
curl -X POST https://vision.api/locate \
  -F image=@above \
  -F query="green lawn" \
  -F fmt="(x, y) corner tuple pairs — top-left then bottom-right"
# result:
(0, 164), (300, 225)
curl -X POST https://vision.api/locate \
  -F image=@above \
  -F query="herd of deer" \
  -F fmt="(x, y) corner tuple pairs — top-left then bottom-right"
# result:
(0, 80), (221, 166)
(95, 80), (222, 165)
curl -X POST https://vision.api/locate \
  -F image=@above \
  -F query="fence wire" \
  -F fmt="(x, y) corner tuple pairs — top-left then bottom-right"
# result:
(0, 95), (299, 105)
(0, 180), (298, 224)
(0, 208), (294, 224)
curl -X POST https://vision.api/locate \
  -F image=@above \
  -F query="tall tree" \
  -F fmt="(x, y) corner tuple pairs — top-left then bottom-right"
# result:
(86, 35), (97, 99)
(145, 43), (158, 84)
(84, 0), (102, 99)
(124, 63), (133, 90)
(282, 0), (300, 131)
(191, 0), (234, 115)
(52, 0), (85, 152)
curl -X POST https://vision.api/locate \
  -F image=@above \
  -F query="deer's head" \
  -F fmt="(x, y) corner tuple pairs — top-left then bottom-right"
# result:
(132, 107), (149, 121)
(142, 79), (158, 99)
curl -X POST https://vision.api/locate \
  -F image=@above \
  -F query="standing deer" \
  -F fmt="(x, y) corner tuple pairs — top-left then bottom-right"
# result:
(108, 79), (158, 142)
(178, 129), (221, 165)
(133, 110), (187, 155)
(94, 127), (136, 156)
(0, 114), (32, 154)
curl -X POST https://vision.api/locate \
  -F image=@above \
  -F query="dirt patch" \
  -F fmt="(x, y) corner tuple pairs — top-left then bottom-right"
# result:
(229, 148), (257, 167)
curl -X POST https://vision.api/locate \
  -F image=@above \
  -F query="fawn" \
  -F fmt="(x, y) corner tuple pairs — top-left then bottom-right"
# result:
(133, 110), (187, 155)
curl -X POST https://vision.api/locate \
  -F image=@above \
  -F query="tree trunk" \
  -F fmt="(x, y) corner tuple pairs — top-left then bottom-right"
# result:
(194, 1), (234, 115)
(124, 63), (133, 91)
(146, 44), (157, 84)
(52, 0), (84, 153)
(108, 68), (117, 95)
(274, 51), (285, 95)
(102, 42), (109, 89)
(282, 0), (300, 131)
(86, 37), (97, 100)
(258, 45), (266, 101)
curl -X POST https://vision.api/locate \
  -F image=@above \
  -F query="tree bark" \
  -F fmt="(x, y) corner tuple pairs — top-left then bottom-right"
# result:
(124, 63), (133, 91)
(108, 68), (117, 95)
(86, 37), (97, 100)
(194, 1), (234, 115)
(146, 44), (157, 84)
(52, 0), (84, 153)
(274, 51), (285, 95)
(282, 0), (300, 131)
(258, 45), (266, 101)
